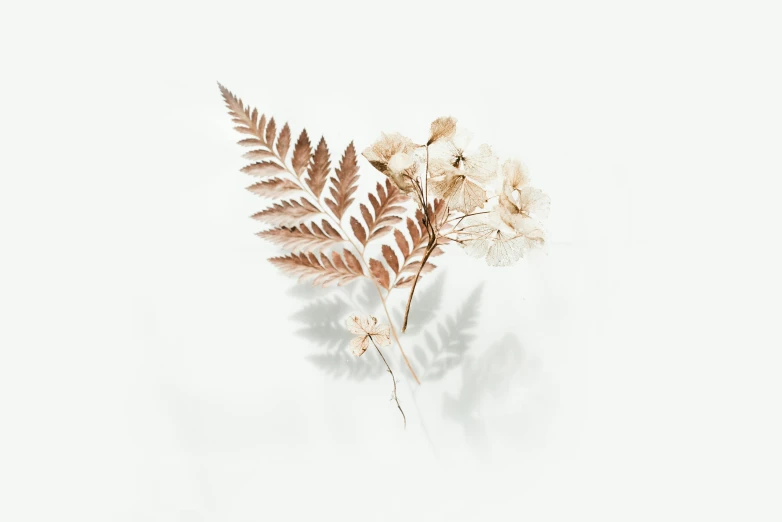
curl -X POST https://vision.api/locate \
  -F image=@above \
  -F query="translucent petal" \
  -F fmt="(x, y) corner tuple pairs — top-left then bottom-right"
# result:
(518, 186), (551, 219)
(485, 232), (526, 267)
(447, 178), (487, 213)
(346, 314), (365, 335)
(388, 152), (416, 173)
(428, 116), (457, 144)
(463, 144), (498, 183)
(350, 335), (370, 356)
(501, 159), (530, 192)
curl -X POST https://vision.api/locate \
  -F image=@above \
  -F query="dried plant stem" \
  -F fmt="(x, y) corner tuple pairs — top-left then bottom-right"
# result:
(401, 145), (438, 333)
(370, 336), (406, 428)
(267, 148), (420, 384)
(375, 285), (419, 384)
(401, 239), (437, 332)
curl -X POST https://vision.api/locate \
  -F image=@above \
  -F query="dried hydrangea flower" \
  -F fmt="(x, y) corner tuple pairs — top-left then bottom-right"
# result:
(362, 132), (421, 193)
(346, 314), (391, 356)
(427, 116), (458, 145)
(429, 130), (498, 181)
(457, 209), (544, 266)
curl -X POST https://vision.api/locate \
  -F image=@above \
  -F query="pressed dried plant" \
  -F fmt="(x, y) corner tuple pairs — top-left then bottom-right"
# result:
(218, 84), (550, 425)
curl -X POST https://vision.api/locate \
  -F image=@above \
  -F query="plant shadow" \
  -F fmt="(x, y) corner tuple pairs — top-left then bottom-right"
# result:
(289, 274), (481, 384)
(442, 333), (538, 449)
(288, 275), (544, 448)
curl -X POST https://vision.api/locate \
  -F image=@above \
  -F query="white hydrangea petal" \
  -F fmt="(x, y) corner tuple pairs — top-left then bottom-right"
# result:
(519, 186), (551, 219)
(447, 178), (486, 213)
(486, 232), (526, 267)
(346, 314), (365, 335)
(501, 159), (530, 191)
(463, 143), (498, 183)
(388, 152), (416, 173)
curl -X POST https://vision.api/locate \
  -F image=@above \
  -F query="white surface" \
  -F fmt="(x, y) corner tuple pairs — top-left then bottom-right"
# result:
(1, 1), (780, 520)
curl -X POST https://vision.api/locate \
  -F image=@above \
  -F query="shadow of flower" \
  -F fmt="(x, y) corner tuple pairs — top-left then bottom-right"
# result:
(443, 333), (541, 449)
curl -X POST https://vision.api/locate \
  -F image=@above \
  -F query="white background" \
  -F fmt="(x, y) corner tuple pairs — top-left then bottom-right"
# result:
(1, 1), (781, 520)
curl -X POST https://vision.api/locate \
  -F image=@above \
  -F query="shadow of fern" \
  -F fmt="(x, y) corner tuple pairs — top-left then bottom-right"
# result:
(289, 274), (482, 383)
(289, 280), (386, 381)
(402, 283), (482, 381)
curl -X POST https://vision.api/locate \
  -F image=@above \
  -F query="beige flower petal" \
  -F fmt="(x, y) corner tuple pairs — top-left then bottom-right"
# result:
(518, 186), (551, 219)
(447, 177), (487, 213)
(388, 152), (416, 173)
(346, 314), (365, 335)
(428, 116), (458, 144)
(501, 159), (530, 193)
(485, 232), (527, 267)
(370, 325), (391, 347)
(462, 144), (498, 183)
(350, 335), (370, 356)
(457, 210), (532, 266)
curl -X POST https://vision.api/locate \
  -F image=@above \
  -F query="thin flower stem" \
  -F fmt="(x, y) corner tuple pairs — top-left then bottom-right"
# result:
(445, 210), (490, 224)
(267, 147), (420, 384)
(401, 239), (436, 332)
(369, 336), (406, 428)
(424, 145), (429, 202)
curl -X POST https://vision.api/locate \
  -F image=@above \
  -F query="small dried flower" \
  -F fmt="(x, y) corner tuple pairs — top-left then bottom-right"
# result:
(427, 116), (458, 145)
(362, 133), (421, 193)
(362, 133), (416, 172)
(346, 314), (391, 356)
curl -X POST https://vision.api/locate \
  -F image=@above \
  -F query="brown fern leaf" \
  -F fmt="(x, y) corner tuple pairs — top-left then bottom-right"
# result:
(325, 142), (360, 221)
(241, 161), (286, 178)
(292, 129), (311, 177)
(394, 229), (410, 259)
(257, 220), (344, 251)
(265, 118), (277, 150)
(269, 250), (363, 286)
(306, 137), (331, 197)
(350, 216), (367, 245)
(334, 250), (364, 278)
(381, 244), (400, 275)
(250, 198), (320, 226)
(361, 179), (409, 243)
(401, 259), (438, 276)
(243, 149), (277, 161)
(246, 179), (301, 199)
(277, 123), (292, 159)
(219, 84), (268, 145)
(369, 258), (391, 290)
